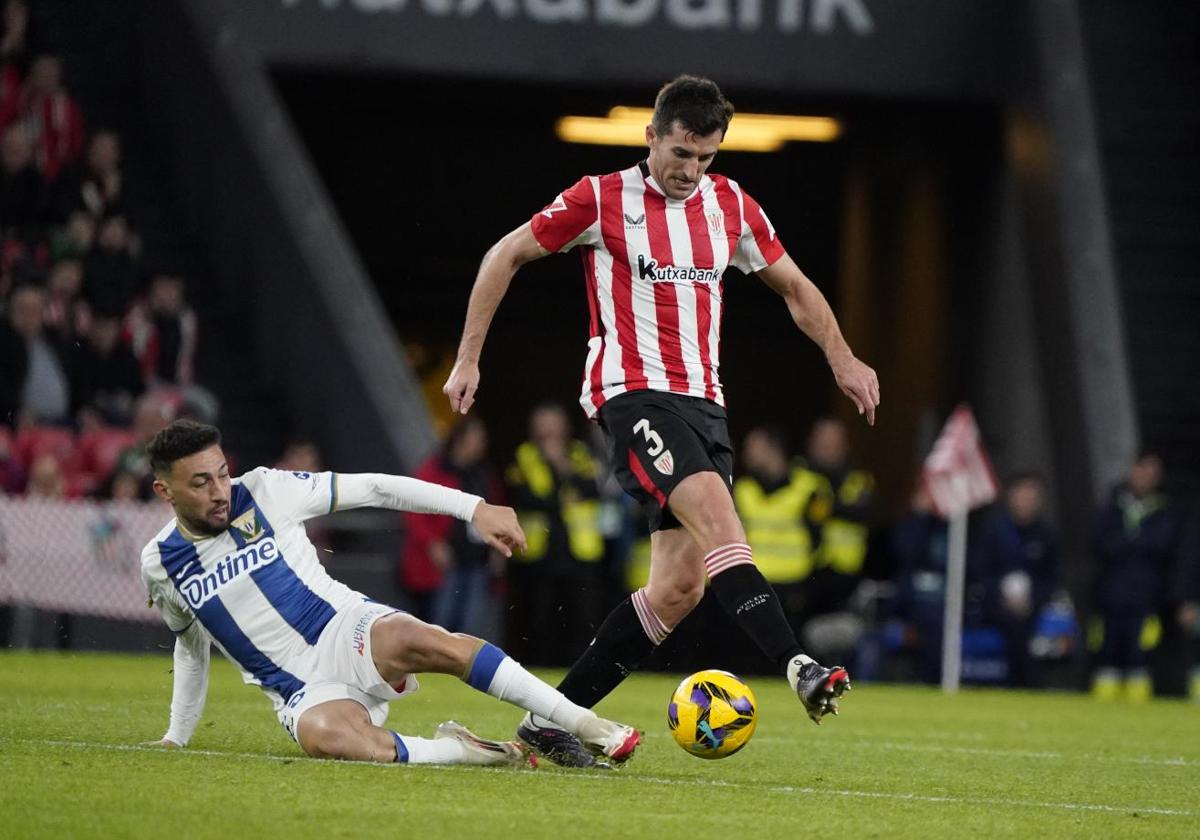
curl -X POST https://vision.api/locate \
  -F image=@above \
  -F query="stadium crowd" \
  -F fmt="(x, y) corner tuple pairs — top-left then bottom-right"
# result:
(404, 405), (1199, 700)
(0, 0), (212, 501)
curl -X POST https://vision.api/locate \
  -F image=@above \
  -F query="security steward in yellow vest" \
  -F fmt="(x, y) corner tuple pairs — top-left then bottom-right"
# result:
(505, 403), (604, 665)
(734, 427), (829, 633)
(803, 417), (875, 611)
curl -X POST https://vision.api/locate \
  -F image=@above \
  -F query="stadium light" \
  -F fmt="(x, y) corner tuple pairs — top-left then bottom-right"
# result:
(556, 106), (841, 151)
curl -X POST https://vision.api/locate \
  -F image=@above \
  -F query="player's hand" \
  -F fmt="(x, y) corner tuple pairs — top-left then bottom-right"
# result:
(141, 738), (182, 749)
(828, 350), (879, 426)
(471, 502), (527, 558)
(443, 359), (481, 415)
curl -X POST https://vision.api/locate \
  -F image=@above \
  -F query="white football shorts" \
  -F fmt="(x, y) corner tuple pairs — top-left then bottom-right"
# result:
(278, 601), (420, 743)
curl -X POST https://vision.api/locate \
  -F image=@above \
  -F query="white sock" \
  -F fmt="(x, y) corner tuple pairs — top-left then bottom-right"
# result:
(394, 734), (468, 765)
(488, 657), (592, 735)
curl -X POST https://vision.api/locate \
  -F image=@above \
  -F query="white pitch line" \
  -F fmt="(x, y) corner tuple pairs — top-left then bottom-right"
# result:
(640, 732), (1200, 769)
(9, 738), (1196, 819)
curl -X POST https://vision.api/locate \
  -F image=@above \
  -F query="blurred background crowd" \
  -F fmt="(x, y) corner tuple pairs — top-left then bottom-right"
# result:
(0, 0), (211, 502)
(389, 405), (1199, 701)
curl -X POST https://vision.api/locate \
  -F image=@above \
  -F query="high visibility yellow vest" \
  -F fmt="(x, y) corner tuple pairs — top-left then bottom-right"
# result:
(509, 441), (604, 563)
(814, 469), (873, 576)
(734, 468), (825, 584)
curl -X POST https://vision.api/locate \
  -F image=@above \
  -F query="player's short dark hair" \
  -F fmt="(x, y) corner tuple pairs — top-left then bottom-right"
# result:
(146, 420), (222, 475)
(652, 75), (734, 140)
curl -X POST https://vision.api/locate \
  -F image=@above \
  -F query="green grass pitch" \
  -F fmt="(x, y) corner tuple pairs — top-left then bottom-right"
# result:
(1, 651), (1197, 839)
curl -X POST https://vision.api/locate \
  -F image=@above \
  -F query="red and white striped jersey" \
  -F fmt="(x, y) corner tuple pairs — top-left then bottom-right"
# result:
(530, 162), (786, 418)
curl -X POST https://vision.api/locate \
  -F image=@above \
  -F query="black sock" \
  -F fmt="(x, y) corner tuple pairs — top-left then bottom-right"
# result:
(708, 564), (805, 674)
(555, 596), (656, 708)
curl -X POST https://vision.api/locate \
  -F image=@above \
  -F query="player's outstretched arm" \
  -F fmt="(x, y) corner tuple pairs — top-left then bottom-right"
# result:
(758, 253), (880, 425)
(444, 222), (548, 415)
(334, 473), (526, 557)
(149, 622), (211, 748)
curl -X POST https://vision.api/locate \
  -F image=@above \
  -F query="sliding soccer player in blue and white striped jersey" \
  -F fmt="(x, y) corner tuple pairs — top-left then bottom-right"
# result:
(141, 420), (639, 766)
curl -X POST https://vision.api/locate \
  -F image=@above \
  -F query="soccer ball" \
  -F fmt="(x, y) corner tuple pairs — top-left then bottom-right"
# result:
(667, 669), (757, 759)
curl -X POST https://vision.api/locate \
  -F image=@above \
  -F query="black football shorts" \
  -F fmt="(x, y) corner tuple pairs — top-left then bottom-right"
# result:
(597, 390), (734, 532)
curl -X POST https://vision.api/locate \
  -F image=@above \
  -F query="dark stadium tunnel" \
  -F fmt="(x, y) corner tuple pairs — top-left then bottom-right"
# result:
(275, 70), (1002, 511)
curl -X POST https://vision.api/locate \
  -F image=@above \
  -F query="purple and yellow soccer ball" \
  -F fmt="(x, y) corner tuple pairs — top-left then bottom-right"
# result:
(667, 669), (757, 759)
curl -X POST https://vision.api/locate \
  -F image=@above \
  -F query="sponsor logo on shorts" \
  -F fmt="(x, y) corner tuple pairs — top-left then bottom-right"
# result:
(351, 611), (373, 656)
(653, 450), (674, 476)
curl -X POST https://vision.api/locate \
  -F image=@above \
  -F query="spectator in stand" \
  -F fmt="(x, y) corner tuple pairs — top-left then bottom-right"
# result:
(0, 1), (29, 127)
(49, 208), (93, 261)
(276, 437), (322, 475)
(432, 417), (501, 638)
(69, 313), (144, 427)
(75, 129), (123, 219)
(7, 54), (83, 183)
(976, 472), (1060, 687)
(733, 426), (825, 634)
(0, 283), (72, 426)
(400, 417), (495, 624)
(25, 451), (65, 498)
(125, 271), (197, 386)
(102, 464), (142, 502)
(505, 403), (604, 665)
(0, 122), (42, 227)
(1173, 502), (1200, 702)
(83, 213), (138, 317)
(804, 417), (875, 613)
(889, 479), (949, 684)
(1090, 451), (1180, 701)
(41, 257), (85, 343)
(104, 393), (173, 500)
(0, 424), (24, 491)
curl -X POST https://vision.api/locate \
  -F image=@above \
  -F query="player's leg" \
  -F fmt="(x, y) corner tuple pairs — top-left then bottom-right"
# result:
(295, 696), (529, 766)
(553, 526), (706, 707)
(666, 471), (850, 723)
(368, 612), (639, 761)
(514, 528), (703, 766)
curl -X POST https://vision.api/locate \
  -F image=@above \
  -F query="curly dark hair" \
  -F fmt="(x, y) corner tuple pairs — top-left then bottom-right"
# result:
(651, 75), (735, 139)
(146, 419), (222, 475)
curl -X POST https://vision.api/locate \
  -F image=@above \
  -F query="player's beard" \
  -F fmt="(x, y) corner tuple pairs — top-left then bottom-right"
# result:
(184, 503), (228, 537)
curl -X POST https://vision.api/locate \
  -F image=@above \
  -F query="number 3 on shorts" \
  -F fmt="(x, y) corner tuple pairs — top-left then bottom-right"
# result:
(633, 418), (664, 457)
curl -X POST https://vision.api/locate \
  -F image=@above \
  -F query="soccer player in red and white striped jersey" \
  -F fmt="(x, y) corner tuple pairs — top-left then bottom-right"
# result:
(445, 76), (878, 767)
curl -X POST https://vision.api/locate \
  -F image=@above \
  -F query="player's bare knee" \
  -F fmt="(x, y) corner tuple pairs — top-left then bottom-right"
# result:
(647, 570), (706, 626)
(298, 713), (347, 759)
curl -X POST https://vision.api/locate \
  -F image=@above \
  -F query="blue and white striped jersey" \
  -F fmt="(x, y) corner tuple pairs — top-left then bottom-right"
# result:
(141, 467), (362, 712)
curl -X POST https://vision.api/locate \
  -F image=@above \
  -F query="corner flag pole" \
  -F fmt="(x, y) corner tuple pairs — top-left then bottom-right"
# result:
(923, 405), (998, 696)
(941, 505), (968, 694)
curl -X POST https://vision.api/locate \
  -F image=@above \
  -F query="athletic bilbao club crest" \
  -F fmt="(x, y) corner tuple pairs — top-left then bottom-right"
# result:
(653, 450), (675, 476)
(707, 211), (724, 235)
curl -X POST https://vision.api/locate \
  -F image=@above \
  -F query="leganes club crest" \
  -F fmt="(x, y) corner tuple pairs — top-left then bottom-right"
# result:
(230, 509), (265, 543)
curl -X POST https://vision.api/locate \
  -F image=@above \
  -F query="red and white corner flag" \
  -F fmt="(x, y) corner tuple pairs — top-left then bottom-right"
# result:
(923, 404), (999, 693)
(922, 404), (999, 518)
